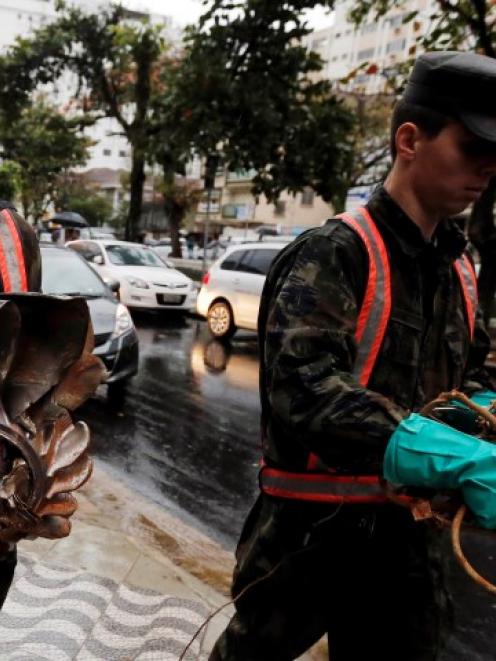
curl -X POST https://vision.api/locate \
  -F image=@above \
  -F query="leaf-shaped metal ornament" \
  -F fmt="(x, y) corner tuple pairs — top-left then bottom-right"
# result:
(0, 294), (105, 547)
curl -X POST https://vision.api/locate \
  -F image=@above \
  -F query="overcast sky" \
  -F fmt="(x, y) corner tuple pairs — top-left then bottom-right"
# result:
(122, 0), (334, 29)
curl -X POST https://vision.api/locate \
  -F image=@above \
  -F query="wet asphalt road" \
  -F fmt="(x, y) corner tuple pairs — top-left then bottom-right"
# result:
(79, 313), (261, 550)
(78, 313), (496, 659)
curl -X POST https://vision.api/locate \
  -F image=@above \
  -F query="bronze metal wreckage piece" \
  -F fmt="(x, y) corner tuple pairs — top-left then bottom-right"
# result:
(0, 293), (105, 550)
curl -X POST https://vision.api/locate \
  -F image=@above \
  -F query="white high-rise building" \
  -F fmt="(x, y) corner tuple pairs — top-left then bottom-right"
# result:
(305, 0), (437, 94)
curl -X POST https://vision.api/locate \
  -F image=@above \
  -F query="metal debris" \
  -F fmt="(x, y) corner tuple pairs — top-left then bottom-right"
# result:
(0, 294), (105, 548)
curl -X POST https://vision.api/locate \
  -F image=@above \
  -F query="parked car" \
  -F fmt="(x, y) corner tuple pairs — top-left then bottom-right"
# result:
(196, 242), (286, 338)
(79, 226), (117, 241)
(40, 243), (139, 397)
(153, 237), (188, 260)
(66, 239), (197, 313)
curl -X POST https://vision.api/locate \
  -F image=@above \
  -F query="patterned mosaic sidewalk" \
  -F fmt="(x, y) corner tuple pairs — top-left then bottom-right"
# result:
(0, 553), (210, 660)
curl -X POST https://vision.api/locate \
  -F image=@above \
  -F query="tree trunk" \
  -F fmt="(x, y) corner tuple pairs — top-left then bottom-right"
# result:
(331, 190), (347, 215)
(125, 150), (145, 241)
(168, 207), (183, 258)
(468, 177), (496, 325)
(21, 193), (29, 220)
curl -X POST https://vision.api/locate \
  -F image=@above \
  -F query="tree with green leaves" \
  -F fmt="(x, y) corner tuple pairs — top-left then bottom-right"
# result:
(0, 1), (164, 240)
(164, 0), (356, 212)
(337, 91), (394, 204)
(3, 0), (357, 246)
(54, 178), (114, 227)
(0, 100), (90, 221)
(0, 161), (21, 202)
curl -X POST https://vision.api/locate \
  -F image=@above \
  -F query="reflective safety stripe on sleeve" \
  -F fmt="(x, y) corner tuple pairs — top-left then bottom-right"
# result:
(337, 206), (391, 388)
(0, 209), (28, 292)
(453, 254), (477, 341)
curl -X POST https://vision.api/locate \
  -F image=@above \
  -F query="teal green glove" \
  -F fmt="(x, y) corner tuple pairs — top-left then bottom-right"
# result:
(470, 390), (496, 408)
(383, 413), (496, 528)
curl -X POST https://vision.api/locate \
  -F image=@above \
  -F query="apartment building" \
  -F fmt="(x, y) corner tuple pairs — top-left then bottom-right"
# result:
(305, 0), (437, 94)
(191, 167), (333, 238)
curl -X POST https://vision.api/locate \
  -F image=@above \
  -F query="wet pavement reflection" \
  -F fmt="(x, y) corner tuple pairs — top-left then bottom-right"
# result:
(77, 312), (496, 659)
(79, 313), (261, 550)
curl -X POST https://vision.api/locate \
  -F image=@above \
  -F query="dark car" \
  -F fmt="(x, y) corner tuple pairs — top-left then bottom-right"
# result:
(40, 243), (139, 397)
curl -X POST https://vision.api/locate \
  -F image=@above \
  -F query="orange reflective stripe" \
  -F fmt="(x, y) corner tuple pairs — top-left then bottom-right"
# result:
(453, 254), (477, 341)
(338, 207), (391, 387)
(0, 233), (10, 292)
(0, 209), (27, 292)
(260, 467), (389, 503)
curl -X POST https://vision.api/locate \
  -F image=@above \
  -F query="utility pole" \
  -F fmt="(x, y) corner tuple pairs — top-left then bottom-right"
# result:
(202, 153), (219, 274)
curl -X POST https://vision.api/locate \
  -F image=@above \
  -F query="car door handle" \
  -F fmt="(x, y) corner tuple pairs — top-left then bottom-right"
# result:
(233, 278), (241, 285)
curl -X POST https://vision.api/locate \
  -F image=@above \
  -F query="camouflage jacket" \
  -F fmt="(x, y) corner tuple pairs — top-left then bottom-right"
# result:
(259, 186), (494, 476)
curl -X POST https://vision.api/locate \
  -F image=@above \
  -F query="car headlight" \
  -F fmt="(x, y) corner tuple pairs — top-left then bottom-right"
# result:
(112, 303), (134, 338)
(126, 276), (149, 289)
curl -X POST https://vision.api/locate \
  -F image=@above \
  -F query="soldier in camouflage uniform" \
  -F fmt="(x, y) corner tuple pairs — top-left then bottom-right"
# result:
(0, 200), (42, 607)
(209, 52), (496, 660)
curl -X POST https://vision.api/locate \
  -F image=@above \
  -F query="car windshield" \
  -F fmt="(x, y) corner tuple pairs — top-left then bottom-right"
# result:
(105, 244), (165, 267)
(41, 248), (108, 297)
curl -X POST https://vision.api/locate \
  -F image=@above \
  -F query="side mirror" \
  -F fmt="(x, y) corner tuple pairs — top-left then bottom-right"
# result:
(166, 260), (174, 269)
(92, 255), (104, 265)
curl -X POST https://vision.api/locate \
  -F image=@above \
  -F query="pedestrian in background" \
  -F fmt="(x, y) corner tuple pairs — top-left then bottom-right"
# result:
(187, 234), (195, 259)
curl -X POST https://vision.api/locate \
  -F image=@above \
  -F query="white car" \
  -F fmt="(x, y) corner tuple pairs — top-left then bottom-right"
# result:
(67, 239), (197, 312)
(152, 237), (188, 260)
(196, 242), (286, 338)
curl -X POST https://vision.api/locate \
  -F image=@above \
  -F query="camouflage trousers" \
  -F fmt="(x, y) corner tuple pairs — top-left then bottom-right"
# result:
(209, 495), (453, 661)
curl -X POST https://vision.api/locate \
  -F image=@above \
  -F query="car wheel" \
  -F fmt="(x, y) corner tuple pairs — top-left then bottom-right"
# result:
(207, 300), (236, 339)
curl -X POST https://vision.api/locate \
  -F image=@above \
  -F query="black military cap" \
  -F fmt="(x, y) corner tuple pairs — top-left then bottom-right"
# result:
(403, 51), (496, 142)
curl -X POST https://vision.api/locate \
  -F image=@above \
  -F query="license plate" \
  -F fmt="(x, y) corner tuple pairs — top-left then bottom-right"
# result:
(157, 293), (183, 304)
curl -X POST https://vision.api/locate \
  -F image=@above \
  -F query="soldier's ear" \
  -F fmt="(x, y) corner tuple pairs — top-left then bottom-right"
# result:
(395, 122), (420, 162)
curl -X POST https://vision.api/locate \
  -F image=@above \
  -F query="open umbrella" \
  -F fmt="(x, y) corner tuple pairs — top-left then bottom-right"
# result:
(49, 211), (88, 228)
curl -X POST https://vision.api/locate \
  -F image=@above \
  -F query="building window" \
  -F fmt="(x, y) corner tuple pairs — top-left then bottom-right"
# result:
(103, 149), (111, 156)
(341, 53), (348, 60)
(361, 22), (377, 34)
(301, 187), (315, 206)
(274, 200), (286, 217)
(386, 13), (407, 28)
(358, 47), (375, 60)
(386, 38), (406, 54)
(198, 189), (221, 214)
(119, 150), (127, 157)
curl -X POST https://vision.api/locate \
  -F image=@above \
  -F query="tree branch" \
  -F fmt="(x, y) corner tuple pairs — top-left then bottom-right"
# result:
(100, 71), (130, 133)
